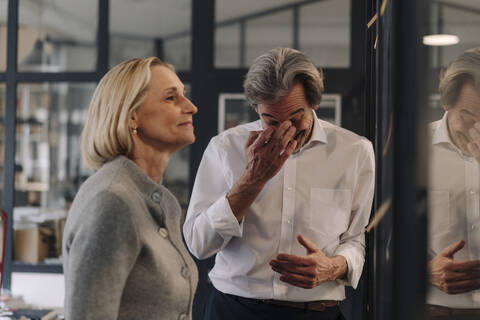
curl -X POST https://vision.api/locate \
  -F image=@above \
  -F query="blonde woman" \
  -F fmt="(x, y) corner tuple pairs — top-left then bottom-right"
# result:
(62, 57), (198, 320)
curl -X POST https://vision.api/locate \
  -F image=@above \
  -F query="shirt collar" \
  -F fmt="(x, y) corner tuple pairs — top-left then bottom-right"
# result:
(432, 111), (472, 158)
(432, 112), (453, 146)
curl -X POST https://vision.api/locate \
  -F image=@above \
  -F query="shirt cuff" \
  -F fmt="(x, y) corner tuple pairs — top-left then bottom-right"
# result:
(206, 195), (244, 239)
(333, 245), (363, 289)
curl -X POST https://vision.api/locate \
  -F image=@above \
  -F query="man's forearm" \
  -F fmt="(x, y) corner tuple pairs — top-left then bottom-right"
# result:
(226, 174), (265, 222)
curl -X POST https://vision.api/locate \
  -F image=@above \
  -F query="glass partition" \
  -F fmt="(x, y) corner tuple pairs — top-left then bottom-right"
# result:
(18, 0), (98, 72)
(110, 0), (191, 70)
(424, 0), (480, 318)
(13, 82), (95, 264)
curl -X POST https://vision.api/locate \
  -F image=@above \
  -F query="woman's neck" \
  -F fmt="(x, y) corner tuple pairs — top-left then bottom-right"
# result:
(129, 143), (174, 183)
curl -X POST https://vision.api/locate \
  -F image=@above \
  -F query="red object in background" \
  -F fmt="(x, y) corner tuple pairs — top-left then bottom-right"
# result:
(0, 210), (7, 288)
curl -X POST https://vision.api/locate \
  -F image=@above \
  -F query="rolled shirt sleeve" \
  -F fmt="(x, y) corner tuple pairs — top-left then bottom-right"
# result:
(183, 138), (243, 260)
(334, 140), (375, 288)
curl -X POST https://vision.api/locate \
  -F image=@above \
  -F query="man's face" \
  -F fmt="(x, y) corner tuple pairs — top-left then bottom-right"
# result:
(446, 81), (480, 155)
(257, 83), (317, 151)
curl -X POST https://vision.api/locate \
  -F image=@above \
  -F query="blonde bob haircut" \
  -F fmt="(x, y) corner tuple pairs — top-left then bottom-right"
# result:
(81, 57), (174, 169)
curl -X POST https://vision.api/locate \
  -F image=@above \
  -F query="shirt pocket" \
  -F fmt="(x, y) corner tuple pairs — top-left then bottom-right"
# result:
(309, 188), (352, 239)
(427, 190), (451, 237)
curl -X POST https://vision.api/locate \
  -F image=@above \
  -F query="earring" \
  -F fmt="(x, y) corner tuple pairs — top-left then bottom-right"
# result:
(132, 127), (138, 134)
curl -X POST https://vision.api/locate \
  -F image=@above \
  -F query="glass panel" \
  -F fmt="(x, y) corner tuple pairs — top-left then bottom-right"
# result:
(424, 1), (480, 317)
(163, 83), (191, 212)
(299, 0), (350, 67)
(0, 83), (4, 208)
(18, 0), (97, 72)
(163, 36), (191, 71)
(245, 10), (293, 66)
(14, 82), (95, 264)
(215, 24), (241, 68)
(429, 3), (480, 68)
(110, 0), (191, 70)
(0, 0), (6, 71)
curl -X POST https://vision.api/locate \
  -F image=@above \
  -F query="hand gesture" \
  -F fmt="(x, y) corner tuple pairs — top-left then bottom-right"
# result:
(269, 235), (347, 289)
(242, 120), (297, 186)
(428, 240), (480, 294)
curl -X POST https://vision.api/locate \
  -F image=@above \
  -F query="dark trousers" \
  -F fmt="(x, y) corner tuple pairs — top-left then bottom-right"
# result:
(204, 286), (345, 320)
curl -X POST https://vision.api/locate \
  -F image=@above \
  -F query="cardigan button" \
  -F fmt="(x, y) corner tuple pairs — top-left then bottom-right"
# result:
(152, 191), (162, 203)
(178, 312), (188, 320)
(181, 266), (190, 279)
(158, 228), (168, 238)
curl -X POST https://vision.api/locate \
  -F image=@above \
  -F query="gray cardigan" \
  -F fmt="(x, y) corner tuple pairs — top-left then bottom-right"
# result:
(63, 156), (198, 320)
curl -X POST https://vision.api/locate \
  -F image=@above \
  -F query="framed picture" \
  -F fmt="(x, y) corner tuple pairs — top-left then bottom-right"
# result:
(218, 93), (342, 133)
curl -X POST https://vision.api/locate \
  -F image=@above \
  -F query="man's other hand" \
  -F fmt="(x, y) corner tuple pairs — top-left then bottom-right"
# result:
(428, 240), (480, 294)
(269, 235), (348, 289)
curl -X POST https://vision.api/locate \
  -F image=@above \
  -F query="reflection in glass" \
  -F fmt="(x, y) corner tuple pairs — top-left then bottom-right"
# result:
(426, 47), (480, 318)
(0, 0), (6, 71)
(428, 2), (480, 68)
(110, 0), (191, 70)
(245, 10), (293, 66)
(18, 0), (97, 72)
(299, 0), (350, 68)
(13, 83), (95, 264)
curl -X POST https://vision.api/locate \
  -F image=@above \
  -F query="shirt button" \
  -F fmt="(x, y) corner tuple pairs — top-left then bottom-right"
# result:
(152, 191), (161, 203)
(286, 219), (291, 224)
(178, 313), (188, 320)
(470, 190), (477, 195)
(473, 225), (476, 230)
(158, 227), (168, 238)
(287, 187), (293, 191)
(181, 266), (190, 279)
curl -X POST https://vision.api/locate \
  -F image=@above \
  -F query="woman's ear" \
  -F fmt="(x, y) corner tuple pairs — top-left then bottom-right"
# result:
(129, 110), (138, 130)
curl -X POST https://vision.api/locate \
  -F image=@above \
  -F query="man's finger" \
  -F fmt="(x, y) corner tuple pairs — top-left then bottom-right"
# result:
(297, 234), (319, 254)
(245, 131), (261, 149)
(276, 253), (314, 266)
(448, 259), (480, 271)
(279, 140), (297, 162)
(251, 127), (275, 149)
(444, 270), (480, 283)
(443, 278), (480, 294)
(440, 240), (465, 258)
(280, 126), (296, 151)
(270, 260), (316, 277)
(271, 266), (315, 285)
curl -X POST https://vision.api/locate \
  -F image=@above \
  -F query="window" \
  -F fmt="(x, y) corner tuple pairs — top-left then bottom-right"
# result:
(18, 0), (98, 72)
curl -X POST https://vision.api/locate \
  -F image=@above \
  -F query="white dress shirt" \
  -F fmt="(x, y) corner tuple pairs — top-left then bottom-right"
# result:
(427, 112), (480, 308)
(184, 111), (375, 302)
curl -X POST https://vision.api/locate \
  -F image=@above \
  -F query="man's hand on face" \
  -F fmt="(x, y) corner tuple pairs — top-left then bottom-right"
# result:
(269, 235), (348, 289)
(428, 240), (480, 294)
(467, 122), (480, 163)
(242, 120), (297, 186)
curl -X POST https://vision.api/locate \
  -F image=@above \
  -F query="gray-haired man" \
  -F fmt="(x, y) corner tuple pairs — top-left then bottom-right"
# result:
(184, 48), (375, 320)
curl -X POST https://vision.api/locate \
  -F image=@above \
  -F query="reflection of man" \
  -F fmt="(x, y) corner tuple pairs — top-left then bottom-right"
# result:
(427, 48), (480, 318)
(184, 48), (374, 320)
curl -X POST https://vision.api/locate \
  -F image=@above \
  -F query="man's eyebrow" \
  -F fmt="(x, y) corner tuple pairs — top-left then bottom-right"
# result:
(261, 108), (305, 119)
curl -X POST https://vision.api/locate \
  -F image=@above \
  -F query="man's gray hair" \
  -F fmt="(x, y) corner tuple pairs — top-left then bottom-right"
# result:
(439, 47), (480, 107)
(244, 48), (324, 108)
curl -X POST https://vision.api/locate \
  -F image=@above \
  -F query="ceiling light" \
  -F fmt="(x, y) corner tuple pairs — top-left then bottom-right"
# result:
(422, 34), (459, 46)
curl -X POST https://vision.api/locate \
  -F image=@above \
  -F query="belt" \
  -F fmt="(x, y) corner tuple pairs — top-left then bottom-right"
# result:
(426, 304), (480, 317)
(228, 293), (339, 312)
(262, 299), (339, 311)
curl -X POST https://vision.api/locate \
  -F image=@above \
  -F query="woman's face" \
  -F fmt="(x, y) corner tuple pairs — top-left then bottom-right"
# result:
(132, 65), (198, 152)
